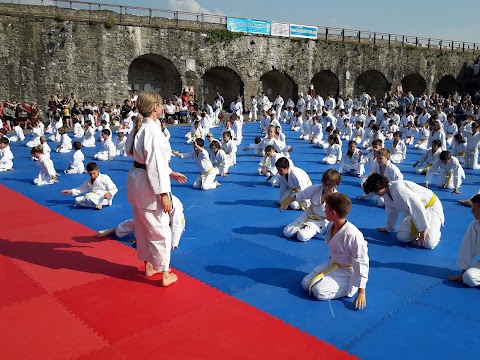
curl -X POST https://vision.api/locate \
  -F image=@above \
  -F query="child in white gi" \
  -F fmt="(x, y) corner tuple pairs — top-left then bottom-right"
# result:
(222, 131), (237, 167)
(113, 131), (127, 156)
(461, 120), (480, 169)
(49, 115), (63, 142)
(451, 133), (467, 164)
(26, 119), (42, 148)
(209, 140), (229, 177)
(0, 137), (14, 171)
(389, 131), (406, 164)
(9, 121), (25, 142)
(172, 138), (220, 190)
(301, 192), (368, 309)
(403, 121), (417, 146)
(39, 136), (51, 159)
(73, 117), (84, 138)
(414, 122), (430, 150)
(258, 145), (288, 187)
(280, 169), (341, 242)
(61, 162), (118, 209)
(308, 116), (323, 146)
(448, 194), (480, 287)
(425, 150), (465, 194)
(275, 157), (312, 210)
(322, 134), (342, 164)
(56, 127), (72, 153)
(31, 145), (58, 185)
(82, 120), (96, 148)
(339, 140), (364, 177)
(412, 139), (442, 175)
(362, 173), (444, 249)
(64, 141), (85, 174)
(94, 129), (116, 161)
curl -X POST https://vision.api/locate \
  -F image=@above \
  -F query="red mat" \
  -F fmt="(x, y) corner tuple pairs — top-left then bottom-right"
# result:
(0, 185), (356, 360)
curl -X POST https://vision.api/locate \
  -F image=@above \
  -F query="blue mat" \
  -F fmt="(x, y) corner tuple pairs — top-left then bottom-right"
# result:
(2, 122), (479, 359)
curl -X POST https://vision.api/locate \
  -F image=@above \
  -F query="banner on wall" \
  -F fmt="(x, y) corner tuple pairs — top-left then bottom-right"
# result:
(289, 23), (318, 39)
(227, 17), (271, 35)
(270, 22), (289, 37)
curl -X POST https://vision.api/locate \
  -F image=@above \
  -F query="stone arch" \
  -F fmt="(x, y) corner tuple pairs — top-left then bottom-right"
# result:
(202, 66), (244, 108)
(354, 70), (389, 99)
(128, 54), (181, 100)
(436, 75), (459, 96)
(310, 70), (340, 98)
(260, 70), (298, 104)
(401, 74), (426, 96)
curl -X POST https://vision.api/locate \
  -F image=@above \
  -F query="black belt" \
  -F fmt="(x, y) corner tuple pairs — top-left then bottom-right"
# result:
(133, 161), (146, 169)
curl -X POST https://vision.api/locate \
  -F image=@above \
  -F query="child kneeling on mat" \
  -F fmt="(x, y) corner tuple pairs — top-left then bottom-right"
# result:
(301, 193), (369, 309)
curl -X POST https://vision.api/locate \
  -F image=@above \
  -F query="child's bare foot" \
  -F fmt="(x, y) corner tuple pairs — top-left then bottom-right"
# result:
(144, 261), (161, 277)
(161, 270), (178, 286)
(215, 181), (221, 187)
(96, 228), (115, 237)
(95, 204), (103, 210)
(458, 199), (472, 207)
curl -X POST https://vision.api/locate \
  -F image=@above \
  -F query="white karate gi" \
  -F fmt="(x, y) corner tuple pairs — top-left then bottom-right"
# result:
(41, 142), (51, 159)
(274, 96), (284, 119)
(94, 138), (116, 161)
(309, 123), (323, 146)
(33, 154), (56, 185)
(427, 130), (447, 150)
(222, 139), (237, 166)
(455, 219), (480, 287)
(0, 145), (14, 171)
(425, 157), (465, 189)
(9, 125), (25, 142)
(114, 195), (185, 248)
(82, 127), (96, 147)
(279, 166), (312, 210)
(182, 148), (219, 190)
(284, 185), (334, 241)
(302, 221), (369, 300)
(73, 122), (85, 138)
(26, 126), (42, 148)
(451, 142), (467, 163)
(257, 153), (286, 187)
(65, 150), (85, 174)
(322, 144), (342, 164)
(126, 117), (172, 273)
(339, 149), (364, 176)
(414, 128), (430, 150)
(367, 161), (403, 207)
(461, 128), (480, 169)
(415, 148), (441, 174)
(70, 173), (118, 208)
(249, 98), (258, 121)
(383, 180), (444, 249)
(114, 137), (127, 156)
(56, 133), (72, 153)
(389, 140), (407, 163)
(210, 148), (229, 176)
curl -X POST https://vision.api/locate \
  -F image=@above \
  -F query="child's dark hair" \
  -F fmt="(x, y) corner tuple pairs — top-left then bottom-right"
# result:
(254, 137), (261, 144)
(471, 194), (480, 204)
(265, 145), (275, 153)
(393, 131), (402, 138)
(322, 168), (342, 186)
(222, 131), (232, 139)
(275, 157), (290, 170)
(454, 133), (466, 143)
(0, 128), (7, 136)
(325, 192), (351, 219)
(210, 140), (221, 149)
(73, 141), (82, 151)
(328, 134), (339, 144)
(325, 125), (333, 133)
(362, 173), (390, 194)
(439, 150), (451, 161)
(86, 162), (99, 172)
(372, 124), (380, 131)
(0, 137), (9, 145)
(194, 138), (205, 147)
(431, 139), (441, 148)
(102, 128), (111, 137)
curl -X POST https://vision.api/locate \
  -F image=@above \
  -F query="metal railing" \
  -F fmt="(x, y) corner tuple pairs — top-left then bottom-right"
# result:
(3, 0), (479, 52)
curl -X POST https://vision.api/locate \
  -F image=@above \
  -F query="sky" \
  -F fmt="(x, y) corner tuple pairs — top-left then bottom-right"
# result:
(5, 0), (480, 44)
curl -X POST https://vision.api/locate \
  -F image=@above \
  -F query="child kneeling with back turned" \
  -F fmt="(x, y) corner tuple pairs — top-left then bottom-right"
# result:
(301, 192), (369, 309)
(448, 194), (480, 287)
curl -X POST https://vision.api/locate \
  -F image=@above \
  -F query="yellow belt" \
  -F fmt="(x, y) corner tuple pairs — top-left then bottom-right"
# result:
(309, 262), (352, 296)
(279, 179), (312, 209)
(457, 152), (465, 156)
(201, 166), (214, 177)
(416, 139), (427, 144)
(410, 194), (437, 236)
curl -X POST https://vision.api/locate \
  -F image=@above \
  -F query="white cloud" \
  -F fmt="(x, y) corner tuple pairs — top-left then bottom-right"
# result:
(168, 0), (224, 15)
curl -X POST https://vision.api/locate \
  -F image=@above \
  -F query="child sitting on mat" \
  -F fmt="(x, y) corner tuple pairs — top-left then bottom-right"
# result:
(301, 192), (369, 309)
(61, 162), (117, 209)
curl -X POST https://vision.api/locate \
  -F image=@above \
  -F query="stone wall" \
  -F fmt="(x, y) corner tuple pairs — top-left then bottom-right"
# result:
(0, 3), (478, 107)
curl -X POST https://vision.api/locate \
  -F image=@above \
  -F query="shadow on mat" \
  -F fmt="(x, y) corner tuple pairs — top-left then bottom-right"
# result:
(216, 199), (276, 208)
(370, 260), (454, 280)
(0, 238), (153, 284)
(205, 265), (309, 297)
(232, 225), (283, 237)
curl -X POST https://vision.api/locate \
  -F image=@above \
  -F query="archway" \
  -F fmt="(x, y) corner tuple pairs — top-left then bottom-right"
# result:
(401, 74), (426, 96)
(436, 75), (459, 97)
(310, 70), (340, 98)
(128, 54), (181, 100)
(354, 70), (389, 99)
(202, 67), (244, 108)
(260, 70), (298, 104)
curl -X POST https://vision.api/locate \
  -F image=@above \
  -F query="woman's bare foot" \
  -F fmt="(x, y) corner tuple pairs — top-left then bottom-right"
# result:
(95, 204), (103, 210)
(96, 228), (115, 237)
(161, 270), (178, 286)
(144, 261), (161, 277)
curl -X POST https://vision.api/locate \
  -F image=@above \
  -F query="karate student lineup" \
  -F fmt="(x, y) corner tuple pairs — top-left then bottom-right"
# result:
(2, 89), (480, 308)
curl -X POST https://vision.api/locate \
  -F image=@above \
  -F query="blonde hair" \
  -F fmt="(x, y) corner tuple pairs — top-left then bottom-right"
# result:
(130, 92), (163, 154)
(30, 145), (44, 155)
